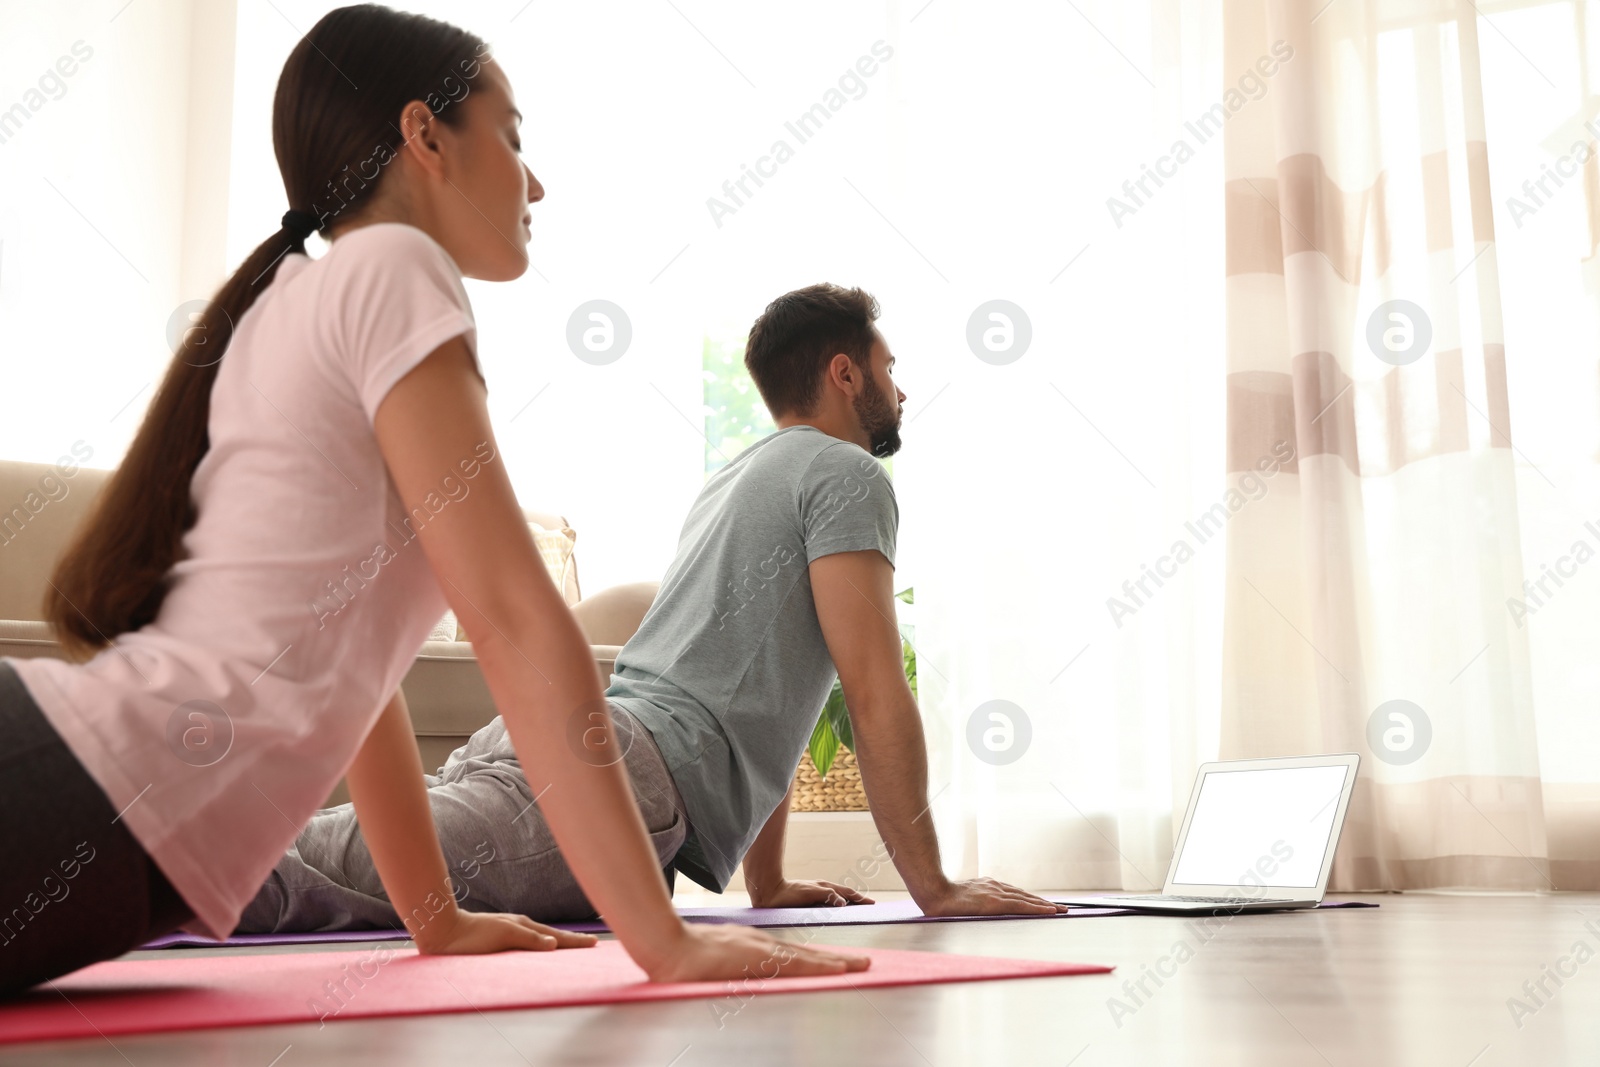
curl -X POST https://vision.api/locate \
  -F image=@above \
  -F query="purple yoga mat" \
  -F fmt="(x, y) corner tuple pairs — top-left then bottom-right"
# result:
(139, 898), (1375, 949)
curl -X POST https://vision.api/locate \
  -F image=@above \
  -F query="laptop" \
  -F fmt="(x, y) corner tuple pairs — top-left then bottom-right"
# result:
(1053, 753), (1360, 914)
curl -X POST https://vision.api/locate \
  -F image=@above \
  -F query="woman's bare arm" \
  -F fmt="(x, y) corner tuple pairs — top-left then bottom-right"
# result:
(344, 688), (596, 952)
(368, 337), (868, 980)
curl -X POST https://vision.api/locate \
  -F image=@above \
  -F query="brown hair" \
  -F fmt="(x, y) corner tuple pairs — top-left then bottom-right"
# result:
(743, 283), (880, 418)
(45, 4), (486, 659)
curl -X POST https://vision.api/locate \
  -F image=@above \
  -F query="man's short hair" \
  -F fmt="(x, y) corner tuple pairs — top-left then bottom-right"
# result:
(744, 284), (880, 418)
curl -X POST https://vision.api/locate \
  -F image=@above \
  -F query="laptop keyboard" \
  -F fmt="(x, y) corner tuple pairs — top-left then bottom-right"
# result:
(1138, 895), (1295, 905)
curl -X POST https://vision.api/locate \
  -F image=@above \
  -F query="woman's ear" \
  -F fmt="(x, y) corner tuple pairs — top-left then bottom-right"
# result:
(396, 99), (445, 176)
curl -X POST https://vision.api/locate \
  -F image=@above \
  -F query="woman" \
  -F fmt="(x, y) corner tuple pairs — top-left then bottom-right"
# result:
(0, 4), (866, 994)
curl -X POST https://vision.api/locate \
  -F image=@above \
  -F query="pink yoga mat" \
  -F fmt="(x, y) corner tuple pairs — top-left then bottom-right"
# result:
(0, 942), (1112, 1045)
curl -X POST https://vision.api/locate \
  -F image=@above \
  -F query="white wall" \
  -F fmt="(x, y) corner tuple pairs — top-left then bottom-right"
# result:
(0, 0), (232, 475)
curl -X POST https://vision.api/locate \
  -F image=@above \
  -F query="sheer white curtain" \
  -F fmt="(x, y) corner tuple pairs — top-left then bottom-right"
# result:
(890, 0), (1231, 890)
(1481, 0), (1600, 888)
(1219, 0), (1548, 891)
(915, 0), (1600, 895)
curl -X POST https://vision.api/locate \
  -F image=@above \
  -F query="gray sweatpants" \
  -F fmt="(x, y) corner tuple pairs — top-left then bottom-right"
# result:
(237, 703), (688, 932)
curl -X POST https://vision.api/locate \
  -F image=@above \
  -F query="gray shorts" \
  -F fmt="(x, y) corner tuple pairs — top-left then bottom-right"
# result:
(238, 701), (688, 932)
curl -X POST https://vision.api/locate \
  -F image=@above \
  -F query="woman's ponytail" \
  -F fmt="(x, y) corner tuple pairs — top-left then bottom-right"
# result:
(43, 4), (484, 659)
(44, 224), (310, 659)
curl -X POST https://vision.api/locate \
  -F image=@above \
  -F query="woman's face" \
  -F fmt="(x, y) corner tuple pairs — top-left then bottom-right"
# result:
(429, 60), (543, 281)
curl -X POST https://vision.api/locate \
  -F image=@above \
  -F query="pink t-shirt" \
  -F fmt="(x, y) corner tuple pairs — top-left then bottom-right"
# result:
(7, 223), (480, 939)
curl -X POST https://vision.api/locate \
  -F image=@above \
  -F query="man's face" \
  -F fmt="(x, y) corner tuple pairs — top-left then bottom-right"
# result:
(854, 330), (906, 458)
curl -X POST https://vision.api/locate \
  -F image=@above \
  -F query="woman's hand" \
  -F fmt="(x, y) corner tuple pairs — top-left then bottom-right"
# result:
(639, 922), (870, 983)
(412, 908), (598, 956)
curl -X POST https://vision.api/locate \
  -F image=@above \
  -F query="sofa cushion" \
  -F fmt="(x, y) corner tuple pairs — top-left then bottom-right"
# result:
(400, 639), (618, 740)
(531, 521), (581, 606)
(0, 461), (110, 623)
(0, 619), (64, 662)
(570, 582), (659, 646)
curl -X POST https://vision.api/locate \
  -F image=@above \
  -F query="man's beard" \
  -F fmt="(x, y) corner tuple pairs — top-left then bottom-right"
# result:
(854, 373), (903, 458)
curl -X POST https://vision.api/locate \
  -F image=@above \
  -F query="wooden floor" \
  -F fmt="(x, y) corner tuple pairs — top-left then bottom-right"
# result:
(9, 891), (1599, 1065)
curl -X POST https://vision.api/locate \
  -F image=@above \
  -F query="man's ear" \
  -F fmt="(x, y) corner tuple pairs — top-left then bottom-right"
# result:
(825, 352), (861, 398)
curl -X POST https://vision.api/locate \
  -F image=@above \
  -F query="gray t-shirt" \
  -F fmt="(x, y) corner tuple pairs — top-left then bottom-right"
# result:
(608, 426), (898, 890)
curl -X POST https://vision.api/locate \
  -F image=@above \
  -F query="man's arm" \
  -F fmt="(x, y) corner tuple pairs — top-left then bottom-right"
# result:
(741, 768), (873, 909)
(809, 549), (1065, 916)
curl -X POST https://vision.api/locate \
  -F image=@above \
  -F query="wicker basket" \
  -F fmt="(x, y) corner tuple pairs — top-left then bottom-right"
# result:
(793, 748), (869, 812)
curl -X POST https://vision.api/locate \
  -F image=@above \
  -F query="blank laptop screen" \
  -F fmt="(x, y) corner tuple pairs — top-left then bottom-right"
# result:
(1170, 765), (1350, 889)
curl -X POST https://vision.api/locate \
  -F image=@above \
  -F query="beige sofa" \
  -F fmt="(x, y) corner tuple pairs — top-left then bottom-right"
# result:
(0, 459), (656, 803)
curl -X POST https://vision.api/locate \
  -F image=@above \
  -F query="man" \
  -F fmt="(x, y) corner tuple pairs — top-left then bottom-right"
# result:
(241, 283), (1063, 931)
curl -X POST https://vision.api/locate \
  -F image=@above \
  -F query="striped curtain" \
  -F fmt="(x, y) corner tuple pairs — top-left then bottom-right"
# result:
(1220, 0), (1557, 889)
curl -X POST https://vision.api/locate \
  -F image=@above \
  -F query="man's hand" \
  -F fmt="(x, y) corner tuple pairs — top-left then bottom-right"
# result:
(915, 877), (1067, 917)
(748, 878), (875, 909)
